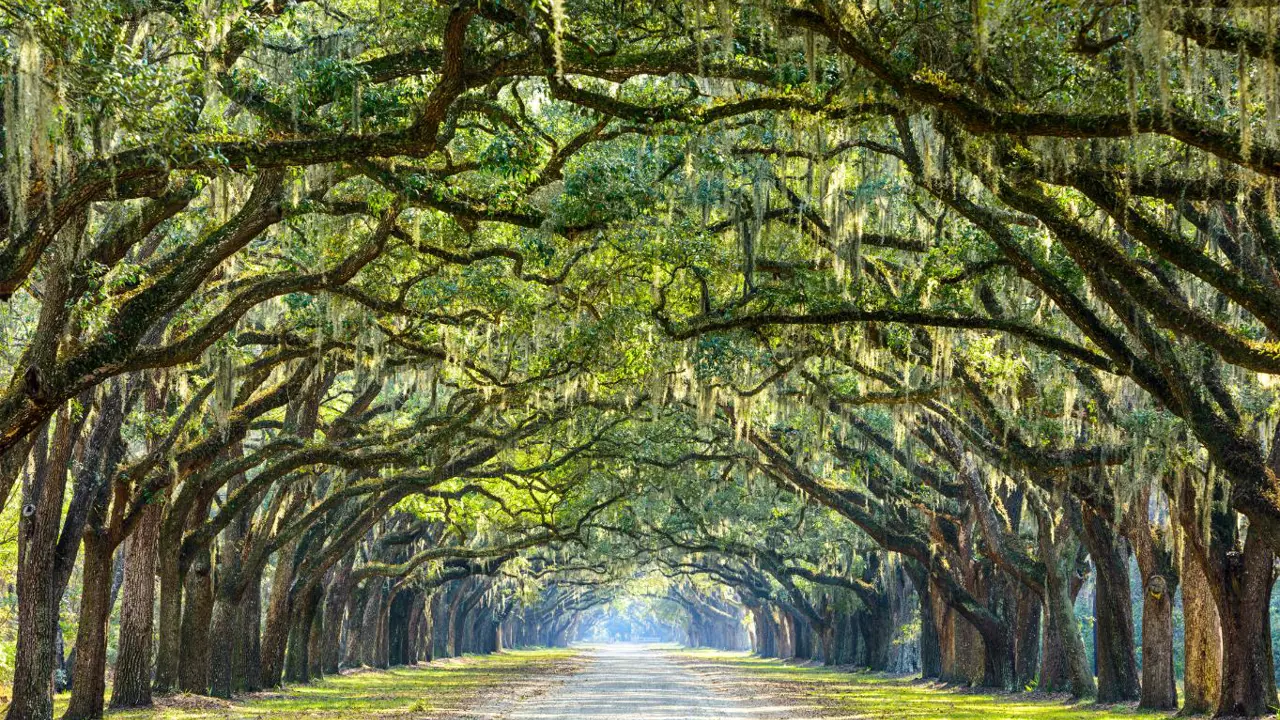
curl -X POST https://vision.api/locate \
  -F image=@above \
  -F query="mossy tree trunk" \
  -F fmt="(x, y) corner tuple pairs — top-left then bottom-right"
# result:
(8, 413), (77, 720)
(60, 530), (113, 720)
(178, 493), (216, 695)
(111, 502), (161, 709)
(234, 569), (263, 692)
(321, 554), (355, 673)
(1214, 533), (1278, 718)
(1080, 508), (1139, 703)
(1181, 543), (1222, 715)
(1127, 488), (1178, 711)
(260, 537), (299, 687)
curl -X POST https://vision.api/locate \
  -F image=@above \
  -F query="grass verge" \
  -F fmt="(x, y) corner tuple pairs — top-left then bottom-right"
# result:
(62, 649), (579, 720)
(674, 649), (1174, 720)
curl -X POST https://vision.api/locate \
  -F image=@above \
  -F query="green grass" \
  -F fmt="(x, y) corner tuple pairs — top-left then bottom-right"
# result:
(676, 650), (1174, 720)
(58, 649), (578, 720)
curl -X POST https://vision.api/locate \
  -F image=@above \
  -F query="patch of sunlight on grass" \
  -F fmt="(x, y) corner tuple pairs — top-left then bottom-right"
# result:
(677, 650), (1171, 720)
(57, 648), (578, 720)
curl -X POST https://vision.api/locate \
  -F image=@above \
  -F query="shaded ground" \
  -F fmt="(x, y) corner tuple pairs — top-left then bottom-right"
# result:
(54, 649), (579, 720)
(39, 646), (1190, 720)
(675, 650), (1174, 720)
(472, 644), (802, 719)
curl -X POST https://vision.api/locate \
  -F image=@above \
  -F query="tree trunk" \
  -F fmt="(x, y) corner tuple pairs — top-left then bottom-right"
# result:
(1137, 571), (1177, 711)
(1080, 508), (1139, 703)
(981, 569), (1022, 691)
(111, 503), (161, 709)
(343, 586), (368, 668)
(1013, 587), (1041, 690)
(752, 610), (767, 657)
(208, 591), (237, 699)
(388, 590), (415, 666)
(359, 580), (385, 666)
(419, 593), (435, 662)
(321, 555), (354, 674)
(259, 539), (299, 688)
(930, 580), (962, 684)
(904, 563), (941, 679)
(113, 369), (169, 708)
(59, 378), (130, 720)
(1126, 486), (1179, 711)
(1039, 571), (1093, 697)
(376, 588), (391, 667)
(780, 611), (796, 659)
(284, 583), (322, 683)
(152, 548), (184, 694)
(60, 533), (112, 720)
(1033, 504), (1094, 698)
(308, 590), (326, 679)
(860, 607), (892, 671)
(210, 454), (249, 699)
(234, 572), (263, 692)
(976, 619), (1009, 689)
(178, 531), (214, 694)
(819, 623), (836, 666)
(7, 422), (71, 720)
(918, 595), (940, 678)
(1182, 543), (1222, 715)
(408, 595), (427, 663)
(1214, 532), (1278, 718)
(443, 582), (466, 658)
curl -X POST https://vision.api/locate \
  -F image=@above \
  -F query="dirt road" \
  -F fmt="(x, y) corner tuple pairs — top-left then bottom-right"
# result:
(474, 644), (802, 720)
